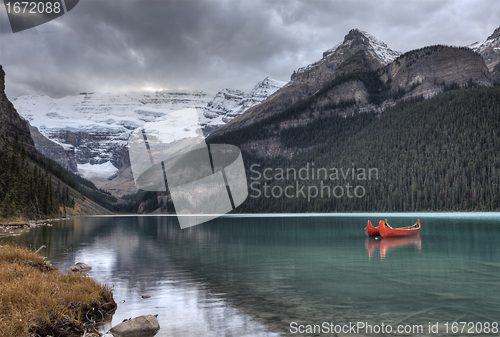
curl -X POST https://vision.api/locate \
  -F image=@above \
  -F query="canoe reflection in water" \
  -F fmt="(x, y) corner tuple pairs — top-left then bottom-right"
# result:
(365, 235), (422, 259)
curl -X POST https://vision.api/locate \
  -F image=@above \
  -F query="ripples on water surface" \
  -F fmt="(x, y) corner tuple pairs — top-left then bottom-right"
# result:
(3, 213), (500, 336)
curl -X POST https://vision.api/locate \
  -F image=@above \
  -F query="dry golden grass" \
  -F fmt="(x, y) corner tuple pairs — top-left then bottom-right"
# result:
(0, 244), (116, 336)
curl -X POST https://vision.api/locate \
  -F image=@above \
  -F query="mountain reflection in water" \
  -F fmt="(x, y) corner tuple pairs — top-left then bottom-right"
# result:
(3, 214), (500, 336)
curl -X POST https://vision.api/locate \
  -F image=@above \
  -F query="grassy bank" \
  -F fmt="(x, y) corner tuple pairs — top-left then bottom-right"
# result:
(0, 244), (116, 336)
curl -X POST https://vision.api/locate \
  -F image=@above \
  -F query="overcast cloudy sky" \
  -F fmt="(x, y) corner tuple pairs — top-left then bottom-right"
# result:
(0, 0), (499, 99)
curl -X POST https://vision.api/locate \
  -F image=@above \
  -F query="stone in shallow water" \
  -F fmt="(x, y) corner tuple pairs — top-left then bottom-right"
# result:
(68, 262), (91, 272)
(109, 314), (160, 337)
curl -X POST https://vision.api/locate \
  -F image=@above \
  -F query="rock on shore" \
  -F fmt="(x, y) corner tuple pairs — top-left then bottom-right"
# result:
(109, 314), (160, 337)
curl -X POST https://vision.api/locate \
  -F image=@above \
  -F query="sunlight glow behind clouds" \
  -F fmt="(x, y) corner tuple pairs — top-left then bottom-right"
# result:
(0, 0), (499, 99)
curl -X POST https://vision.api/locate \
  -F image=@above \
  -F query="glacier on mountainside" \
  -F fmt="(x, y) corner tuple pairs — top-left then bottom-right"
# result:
(14, 78), (286, 186)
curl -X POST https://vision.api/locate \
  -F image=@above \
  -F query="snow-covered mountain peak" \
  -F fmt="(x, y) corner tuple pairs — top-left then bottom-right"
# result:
(487, 26), (500, 41)
(467, 26), (500, 78)
(353, 29), (402, 65)
(247, 77), (287, 100)
(201, 77), (286, 129)
(293, 29), (401, 78)
(328, 28), (401, 65)
(203, 88), (245, 120)
(469, 26), (500, 54)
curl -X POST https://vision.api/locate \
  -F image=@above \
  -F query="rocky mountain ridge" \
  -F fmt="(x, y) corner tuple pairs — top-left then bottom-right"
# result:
(29, 124), (78, 172)
(213, 29), (403, 135)
(0, 65), (34, 150)
(208, 28), (497, 161)
(210, 28), (497, 143)
(469, 26), (500, 81)
(381, 45), (491, 98)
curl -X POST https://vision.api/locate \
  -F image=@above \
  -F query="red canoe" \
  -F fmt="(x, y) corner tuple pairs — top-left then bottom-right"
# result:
(364, 220), (380, 237)
(379, 219), (421, 238)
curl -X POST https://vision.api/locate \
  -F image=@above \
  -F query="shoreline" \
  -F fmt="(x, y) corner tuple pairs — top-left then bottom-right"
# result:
(0, 244), (116, 336)
(0, 217), (70, 226)
(0, 217), (70, 237)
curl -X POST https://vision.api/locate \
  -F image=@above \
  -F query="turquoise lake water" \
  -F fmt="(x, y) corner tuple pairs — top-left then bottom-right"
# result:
(3, 213), (500, 336)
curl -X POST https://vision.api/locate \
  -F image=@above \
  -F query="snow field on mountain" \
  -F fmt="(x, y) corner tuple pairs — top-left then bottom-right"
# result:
(14, 78), (286, 181)
(77, 161), (119, 181)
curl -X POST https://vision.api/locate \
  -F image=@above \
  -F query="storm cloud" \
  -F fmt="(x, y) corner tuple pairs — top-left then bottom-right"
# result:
(0, 0), (499, 99)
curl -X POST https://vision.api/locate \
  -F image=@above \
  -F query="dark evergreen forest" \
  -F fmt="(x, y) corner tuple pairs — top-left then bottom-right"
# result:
(0, 133), (135, 219)
(210, 85), (500, 213)
(0, 134), (72, 218)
